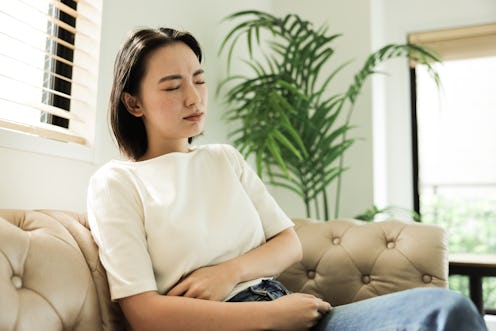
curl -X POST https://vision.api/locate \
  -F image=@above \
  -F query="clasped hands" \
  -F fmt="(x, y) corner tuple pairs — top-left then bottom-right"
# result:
(166, 264), (332, 330)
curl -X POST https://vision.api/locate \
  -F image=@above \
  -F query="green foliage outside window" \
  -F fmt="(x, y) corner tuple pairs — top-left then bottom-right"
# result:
(421, 193), (496, 309)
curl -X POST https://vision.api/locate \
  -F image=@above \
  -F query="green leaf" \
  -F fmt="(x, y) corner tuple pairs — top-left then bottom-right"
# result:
(272, 130), (302, 160)
(266, 135), (288, 176)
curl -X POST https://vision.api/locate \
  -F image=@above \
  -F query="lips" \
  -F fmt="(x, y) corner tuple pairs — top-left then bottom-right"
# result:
(183, 112), (204, 121)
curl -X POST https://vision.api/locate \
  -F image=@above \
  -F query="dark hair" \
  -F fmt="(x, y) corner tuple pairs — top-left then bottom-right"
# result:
(109, 27), (203, 160)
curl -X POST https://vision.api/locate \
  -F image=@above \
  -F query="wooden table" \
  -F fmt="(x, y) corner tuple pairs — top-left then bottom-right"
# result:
(449, 253), (496, 314)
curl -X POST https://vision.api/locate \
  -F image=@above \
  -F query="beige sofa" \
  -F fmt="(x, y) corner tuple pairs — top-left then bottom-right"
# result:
(0, 209), (448, 331)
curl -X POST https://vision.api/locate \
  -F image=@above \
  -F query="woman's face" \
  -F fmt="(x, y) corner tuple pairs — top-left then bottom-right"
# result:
(129, 42), (208, 151)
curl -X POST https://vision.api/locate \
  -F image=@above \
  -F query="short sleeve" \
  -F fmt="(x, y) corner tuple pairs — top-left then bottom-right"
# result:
(221, 145), (294, 239)
(87, 165), (158, 300)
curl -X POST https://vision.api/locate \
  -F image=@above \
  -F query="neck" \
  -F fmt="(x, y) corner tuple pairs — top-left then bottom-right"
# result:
(138, 139), (190, 161)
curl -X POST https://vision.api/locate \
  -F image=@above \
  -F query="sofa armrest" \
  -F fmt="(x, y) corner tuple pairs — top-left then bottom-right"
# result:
(277, 218), (448, 306)
(0, 209), (125, 331)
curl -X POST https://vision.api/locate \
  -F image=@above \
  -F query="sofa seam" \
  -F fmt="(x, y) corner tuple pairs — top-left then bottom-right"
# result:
(347, 223), (402, 302)
(384, 223), (433, 281)
(71, 278), (93, 330)
(25, 286), (64, 328)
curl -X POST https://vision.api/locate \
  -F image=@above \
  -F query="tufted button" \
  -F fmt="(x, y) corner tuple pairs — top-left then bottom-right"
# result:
(361, 274), (371, 284)
(307, 270), (316, 279)
(11, 275), (22, 289)
(332, 237), (341, 245)
(386, 241), (396, 249)
(422, 274), (432, 283)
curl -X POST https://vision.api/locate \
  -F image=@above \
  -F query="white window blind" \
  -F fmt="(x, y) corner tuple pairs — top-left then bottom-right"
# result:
(0, 0), (102, 145)
(409, 22), (496, 61)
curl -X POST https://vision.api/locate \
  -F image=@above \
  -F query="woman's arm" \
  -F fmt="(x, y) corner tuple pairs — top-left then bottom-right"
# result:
(120, 289), (330, 331)
(121, 228), (328, 331)
(167, 227), (302, 300)
(229, 227), (302, 282)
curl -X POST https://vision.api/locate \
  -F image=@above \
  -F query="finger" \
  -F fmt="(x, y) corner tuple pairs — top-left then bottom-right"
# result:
(317, 300), (332, 313)
(294, 293), (318, 300)
(166, 281), (189, 296)
(183, 287), (200, 298)
(184, 287), (211, 300)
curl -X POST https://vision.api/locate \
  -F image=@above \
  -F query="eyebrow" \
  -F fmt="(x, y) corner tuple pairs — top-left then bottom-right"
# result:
(157, 69), (204, 84)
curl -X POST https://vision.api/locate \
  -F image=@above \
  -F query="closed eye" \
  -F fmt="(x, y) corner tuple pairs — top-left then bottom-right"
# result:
(163, 86), (180, 91)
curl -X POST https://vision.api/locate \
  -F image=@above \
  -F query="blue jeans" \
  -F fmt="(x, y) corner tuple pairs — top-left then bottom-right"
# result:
(229, 280), (487, 331)
(228, 279), (292, 302)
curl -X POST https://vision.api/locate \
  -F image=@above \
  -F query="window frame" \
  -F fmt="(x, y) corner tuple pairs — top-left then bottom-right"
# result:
(409, 22), (496, 215)
(409, 67), (421, 214)
(42, 0), (77, 129)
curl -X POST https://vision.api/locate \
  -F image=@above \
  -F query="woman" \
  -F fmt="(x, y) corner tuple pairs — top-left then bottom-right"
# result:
(87, 27), (487, 331)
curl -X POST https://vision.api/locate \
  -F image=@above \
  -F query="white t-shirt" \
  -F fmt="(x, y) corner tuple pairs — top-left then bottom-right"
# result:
(87, 144), (294, 301)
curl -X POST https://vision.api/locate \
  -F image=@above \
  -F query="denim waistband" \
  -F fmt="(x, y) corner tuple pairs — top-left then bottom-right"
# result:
(227, 279), (292, 302)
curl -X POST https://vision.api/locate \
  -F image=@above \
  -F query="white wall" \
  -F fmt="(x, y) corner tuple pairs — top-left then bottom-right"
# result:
(1, 0), (494, 218)
(0, 146), (97, 212)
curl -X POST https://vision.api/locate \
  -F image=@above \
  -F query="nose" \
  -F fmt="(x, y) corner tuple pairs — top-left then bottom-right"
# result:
(185, 83), (202, 107)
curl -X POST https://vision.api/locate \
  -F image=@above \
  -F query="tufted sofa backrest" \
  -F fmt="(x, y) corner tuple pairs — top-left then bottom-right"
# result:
(0, 210), (448, 330)
(277, 218), (448, 306)
(0, 210), (125, 331)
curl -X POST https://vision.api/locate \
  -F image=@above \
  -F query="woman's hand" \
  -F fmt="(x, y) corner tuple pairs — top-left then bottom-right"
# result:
(266, 293), (332, 331)
(166, 264), (239, 301)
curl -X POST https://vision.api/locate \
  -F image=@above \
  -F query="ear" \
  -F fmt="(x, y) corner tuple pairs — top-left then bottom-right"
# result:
(121, 92), (144, 117)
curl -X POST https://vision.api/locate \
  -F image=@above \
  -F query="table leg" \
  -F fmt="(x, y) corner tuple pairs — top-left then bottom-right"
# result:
(469, 275), (484, 314)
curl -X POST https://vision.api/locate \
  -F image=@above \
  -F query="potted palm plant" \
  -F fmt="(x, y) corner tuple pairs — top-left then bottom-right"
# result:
(217, 10), (439, 220)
